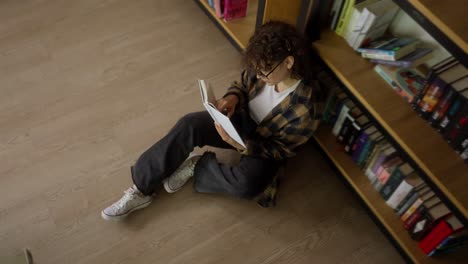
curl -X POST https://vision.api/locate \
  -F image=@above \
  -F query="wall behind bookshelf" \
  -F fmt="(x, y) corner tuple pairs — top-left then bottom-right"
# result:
(389, 10), (451, 67)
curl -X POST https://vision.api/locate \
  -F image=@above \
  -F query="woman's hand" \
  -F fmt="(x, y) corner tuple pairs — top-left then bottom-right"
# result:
(214, 122), (246, 151)
(216, 94), (238, 118)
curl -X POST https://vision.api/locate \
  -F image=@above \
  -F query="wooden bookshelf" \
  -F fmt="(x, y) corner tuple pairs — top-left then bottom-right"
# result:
(408, 0), (467, 54)
(313, 30), (468, 221)
(314, 126), (468, 264)
(196, 0), (259, 50)
(197, 0), (468, 260)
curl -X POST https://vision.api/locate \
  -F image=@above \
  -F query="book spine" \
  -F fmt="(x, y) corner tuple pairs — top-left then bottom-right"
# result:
(404, 205), (424, 230)
(401, 198), (423, 222)
(357, 138), (374, 166)
(386, 181), (412, 209)
(344, 122), (364, 154)
(335, 0), (356, 36)
(352, 132), (369, 162)
(332, 103), (351, 135)
(214, 0), (224, 17)
(398, 192), (419, 216)
(418, 78), (449, 119)
(370, 58), (412, 68)
(438, 99), (467, 133)
(337, 115), (354, 143)
(223, 0), (248, 22)
(362, 52), (396, 61)
(429, 87), (458, 126)
(380, 170), (405, 200)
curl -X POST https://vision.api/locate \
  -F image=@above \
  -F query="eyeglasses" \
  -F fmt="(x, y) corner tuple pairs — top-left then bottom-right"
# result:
(256, 57), (287, 79)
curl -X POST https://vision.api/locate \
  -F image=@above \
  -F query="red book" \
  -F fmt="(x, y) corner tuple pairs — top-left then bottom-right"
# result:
(223, 0), (248, 22)
(419, 215), (464, 255)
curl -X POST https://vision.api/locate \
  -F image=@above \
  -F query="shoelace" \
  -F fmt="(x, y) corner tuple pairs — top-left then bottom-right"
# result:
(115, 187), (139, 209)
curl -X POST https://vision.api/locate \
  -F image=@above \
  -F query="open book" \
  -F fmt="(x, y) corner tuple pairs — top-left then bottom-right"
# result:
(198, 79), (246, 148)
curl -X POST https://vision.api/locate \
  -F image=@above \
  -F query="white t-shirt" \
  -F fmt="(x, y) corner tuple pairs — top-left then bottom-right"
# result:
(249, 80), (302, 124)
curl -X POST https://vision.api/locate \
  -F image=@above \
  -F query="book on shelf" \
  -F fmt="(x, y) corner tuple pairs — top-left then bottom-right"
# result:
(443, 104), (468, 149)
(419, 215), (465, 255)
(223, 0), (248, 22)
(374, 64), (426, 103)
(198, 80), (246, 148)
(364, 144), (396, 182)
(357, 131), (384, 167)
(351, 125), (377, 162)
(370, 48), (433, 68)
(417, 63), (467, 119)
(323, 89), (346, 125)
(344, 115), (371, 154)
(372, 156), (403, 191)
(214, 0), (224, 18)
(411, 57), (458, 110)
(337, 112), (359, 143)
(329, 0), (346, 31)
(385, 171), (424, 209)
(335, 0), (356, 36)
(330, 92), (350, 125)
(429, 77), (468, 127)
(379, 162), (413, 200)
(359, 38), (419, 61)
(404, 196), (441, 231)
(343, 0), (380, 46)
(401, 188), (435, 222)
(349, 0), (399, 49)
(332, 100), (357, 135)
(437, 89), (468, 134)
(408, 201), (450, 241)
(208, 0), (215, 8)
(397, 185), (430, 216)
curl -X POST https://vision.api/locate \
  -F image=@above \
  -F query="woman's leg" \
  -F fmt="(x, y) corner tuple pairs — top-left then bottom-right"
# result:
(132, 111), (234, 196)
(102, 111), (234, 221)
(193, 152), (279, 199)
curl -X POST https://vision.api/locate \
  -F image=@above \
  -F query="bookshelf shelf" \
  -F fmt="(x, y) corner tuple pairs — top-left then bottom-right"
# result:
(196, 0), (260, 50)
(408, 0), (467, 54)
(314, 126), (468, 264)
(393, 0), (468, 66)
(313, 30), (468, 221)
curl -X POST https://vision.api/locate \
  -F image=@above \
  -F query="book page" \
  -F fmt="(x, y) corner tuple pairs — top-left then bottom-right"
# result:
(198, 80), (246, 148)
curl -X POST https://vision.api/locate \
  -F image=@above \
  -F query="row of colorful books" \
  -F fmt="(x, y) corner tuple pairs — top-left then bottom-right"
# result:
(321, 82), (467, 256)
(205, 0), (248, 22)
(373, 57), (468, 161)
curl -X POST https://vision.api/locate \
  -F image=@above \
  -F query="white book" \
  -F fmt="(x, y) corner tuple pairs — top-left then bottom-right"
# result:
(351, 0), (399, 49)
(332, 100), (354, 136)
(344, 0), (380, 46)
(386, 180), (413, 209)
(198, 80), (246, 148)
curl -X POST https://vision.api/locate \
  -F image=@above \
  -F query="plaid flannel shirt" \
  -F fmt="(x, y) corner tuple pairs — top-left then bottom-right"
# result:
(224, 69), (324, 160)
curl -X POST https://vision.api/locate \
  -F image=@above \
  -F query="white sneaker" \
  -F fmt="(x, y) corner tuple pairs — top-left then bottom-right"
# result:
(101, 185), (153, 221)
(163, 153), (201, 193)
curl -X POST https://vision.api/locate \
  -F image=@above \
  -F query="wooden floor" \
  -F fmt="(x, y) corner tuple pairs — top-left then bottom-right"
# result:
(0, 0), (404, 263)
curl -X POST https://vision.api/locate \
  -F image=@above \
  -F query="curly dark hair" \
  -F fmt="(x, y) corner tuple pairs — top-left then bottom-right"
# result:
(244, 21), (312, 81)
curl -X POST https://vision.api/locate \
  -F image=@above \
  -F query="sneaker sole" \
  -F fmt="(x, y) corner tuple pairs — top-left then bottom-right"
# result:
(163, 179), (182, 193)
(101, 199), (153, 221)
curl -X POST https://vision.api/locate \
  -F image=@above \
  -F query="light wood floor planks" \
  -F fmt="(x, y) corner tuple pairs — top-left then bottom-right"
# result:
(0, 0), (404, 263)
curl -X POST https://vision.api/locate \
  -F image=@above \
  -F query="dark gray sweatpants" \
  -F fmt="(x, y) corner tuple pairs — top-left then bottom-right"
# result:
(131, 111), (279, 199)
